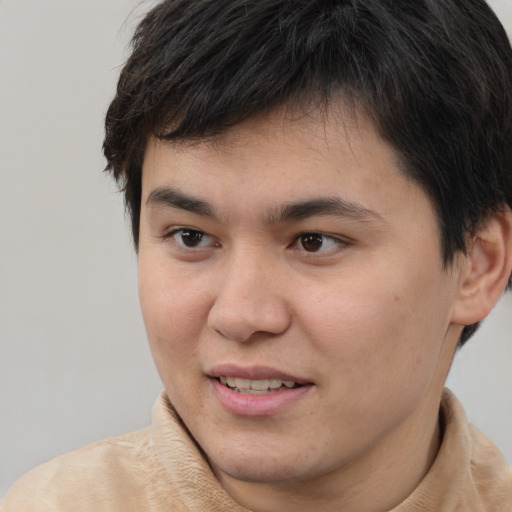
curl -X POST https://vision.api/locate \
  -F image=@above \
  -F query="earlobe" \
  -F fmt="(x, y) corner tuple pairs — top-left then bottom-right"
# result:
(451, 209), (512, 326)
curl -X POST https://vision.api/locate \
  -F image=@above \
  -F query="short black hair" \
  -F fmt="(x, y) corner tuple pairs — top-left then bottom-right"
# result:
(104, 0), (512, 345)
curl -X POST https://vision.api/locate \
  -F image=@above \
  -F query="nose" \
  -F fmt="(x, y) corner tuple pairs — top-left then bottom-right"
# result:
(207, 251), (292, 342)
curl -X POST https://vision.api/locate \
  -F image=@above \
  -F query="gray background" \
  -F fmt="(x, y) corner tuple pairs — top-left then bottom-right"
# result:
(1, 0), (511, 499)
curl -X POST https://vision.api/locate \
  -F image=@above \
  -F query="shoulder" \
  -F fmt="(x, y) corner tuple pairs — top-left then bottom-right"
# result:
(467, 425), (512, 509)
(0, 428), (171, 512)
(442, 390), (512, 510)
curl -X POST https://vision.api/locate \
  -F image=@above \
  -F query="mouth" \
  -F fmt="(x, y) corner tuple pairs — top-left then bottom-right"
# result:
(209, 366), (313, 415)
(217, 376), (303, 395)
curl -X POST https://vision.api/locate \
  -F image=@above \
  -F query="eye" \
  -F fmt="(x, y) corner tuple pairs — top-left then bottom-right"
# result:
(167, 228), (217, 249)
(296, 232), (345, 253)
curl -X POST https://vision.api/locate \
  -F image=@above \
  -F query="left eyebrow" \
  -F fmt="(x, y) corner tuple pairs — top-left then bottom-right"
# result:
(265, 197), (384, 225)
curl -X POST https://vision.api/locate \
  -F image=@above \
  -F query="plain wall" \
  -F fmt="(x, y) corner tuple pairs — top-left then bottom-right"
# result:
(1, 0), (511, 499)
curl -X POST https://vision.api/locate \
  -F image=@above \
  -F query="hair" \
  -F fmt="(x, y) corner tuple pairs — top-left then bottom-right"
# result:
(104, 0), (512, 345)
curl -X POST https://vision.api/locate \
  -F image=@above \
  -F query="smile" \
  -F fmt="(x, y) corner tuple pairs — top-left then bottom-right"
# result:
(211, 375), (313, 416)
(219, 376), (300, 394)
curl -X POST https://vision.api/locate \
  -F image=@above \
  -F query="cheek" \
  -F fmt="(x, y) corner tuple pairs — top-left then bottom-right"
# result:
(138, 271), (214, 418)
(296, 279), (446, 442)
(299, 261), (450, 392)
(138, 259), (210, 378)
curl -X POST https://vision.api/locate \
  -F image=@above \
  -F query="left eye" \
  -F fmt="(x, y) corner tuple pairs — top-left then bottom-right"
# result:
(169, 228), (215, 248)
(296, 232), (342, 253)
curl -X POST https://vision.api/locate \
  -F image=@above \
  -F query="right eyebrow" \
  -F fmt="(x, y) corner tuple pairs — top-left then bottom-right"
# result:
(146, 187), (216, 218)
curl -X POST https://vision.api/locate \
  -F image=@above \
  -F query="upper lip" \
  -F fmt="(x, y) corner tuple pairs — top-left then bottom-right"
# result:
(208, 364), (311, 384)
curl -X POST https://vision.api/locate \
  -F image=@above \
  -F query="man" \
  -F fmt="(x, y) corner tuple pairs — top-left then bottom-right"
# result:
(2, 0), (511, 510)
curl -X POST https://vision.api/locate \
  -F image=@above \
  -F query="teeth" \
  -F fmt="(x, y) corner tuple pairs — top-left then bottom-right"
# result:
(218, 376), (298, 392)
(235, 377), (251, 389)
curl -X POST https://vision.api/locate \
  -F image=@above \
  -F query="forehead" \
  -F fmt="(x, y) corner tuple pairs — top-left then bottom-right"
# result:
(141, 106), (426, 222)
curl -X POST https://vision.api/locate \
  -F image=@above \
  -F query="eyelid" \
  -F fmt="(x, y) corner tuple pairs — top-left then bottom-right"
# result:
(160, 226), (196, 238)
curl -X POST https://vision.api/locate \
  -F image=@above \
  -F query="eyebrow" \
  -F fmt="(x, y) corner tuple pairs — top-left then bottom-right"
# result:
(146, 187), (215, 217)
(266, 197), (384, 225)
(146, 186), (383, 224)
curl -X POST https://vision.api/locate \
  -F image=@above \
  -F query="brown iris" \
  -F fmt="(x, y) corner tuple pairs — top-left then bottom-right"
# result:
(180, 229), (204, 247)
(300, 233), (324, 252)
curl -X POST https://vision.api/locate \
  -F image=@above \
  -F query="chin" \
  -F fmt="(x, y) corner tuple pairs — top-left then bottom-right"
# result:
(215, 459), (305, 484)
(207, 441), (326, 485)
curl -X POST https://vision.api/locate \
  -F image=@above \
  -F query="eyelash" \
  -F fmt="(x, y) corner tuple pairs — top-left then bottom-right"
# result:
(162, 227), (350, 255)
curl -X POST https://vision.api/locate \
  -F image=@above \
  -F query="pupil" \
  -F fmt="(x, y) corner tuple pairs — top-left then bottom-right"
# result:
(181, 229), (203, 247)
(301, 233), (323, 252)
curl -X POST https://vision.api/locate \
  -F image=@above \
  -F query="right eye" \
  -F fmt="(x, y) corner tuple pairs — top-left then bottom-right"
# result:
(166, 228), (217, 249)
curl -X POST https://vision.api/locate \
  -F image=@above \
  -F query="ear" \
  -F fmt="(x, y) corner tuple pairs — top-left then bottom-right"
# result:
(451, 209), (512, 326)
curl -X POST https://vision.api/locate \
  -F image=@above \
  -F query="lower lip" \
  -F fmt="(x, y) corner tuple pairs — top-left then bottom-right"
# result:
(210, 378), (313, 417)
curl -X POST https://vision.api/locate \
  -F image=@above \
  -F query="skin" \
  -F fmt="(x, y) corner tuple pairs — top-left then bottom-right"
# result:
(137, 107), (475, 512)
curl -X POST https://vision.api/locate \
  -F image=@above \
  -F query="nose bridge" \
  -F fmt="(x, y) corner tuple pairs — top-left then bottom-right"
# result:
(207, 245), (291, 342)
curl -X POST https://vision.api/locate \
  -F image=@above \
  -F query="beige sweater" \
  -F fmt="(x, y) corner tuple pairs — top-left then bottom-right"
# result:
(2, 390), (511, 511)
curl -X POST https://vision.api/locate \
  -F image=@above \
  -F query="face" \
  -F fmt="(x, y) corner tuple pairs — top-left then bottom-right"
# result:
(138, 108), (464, 498)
